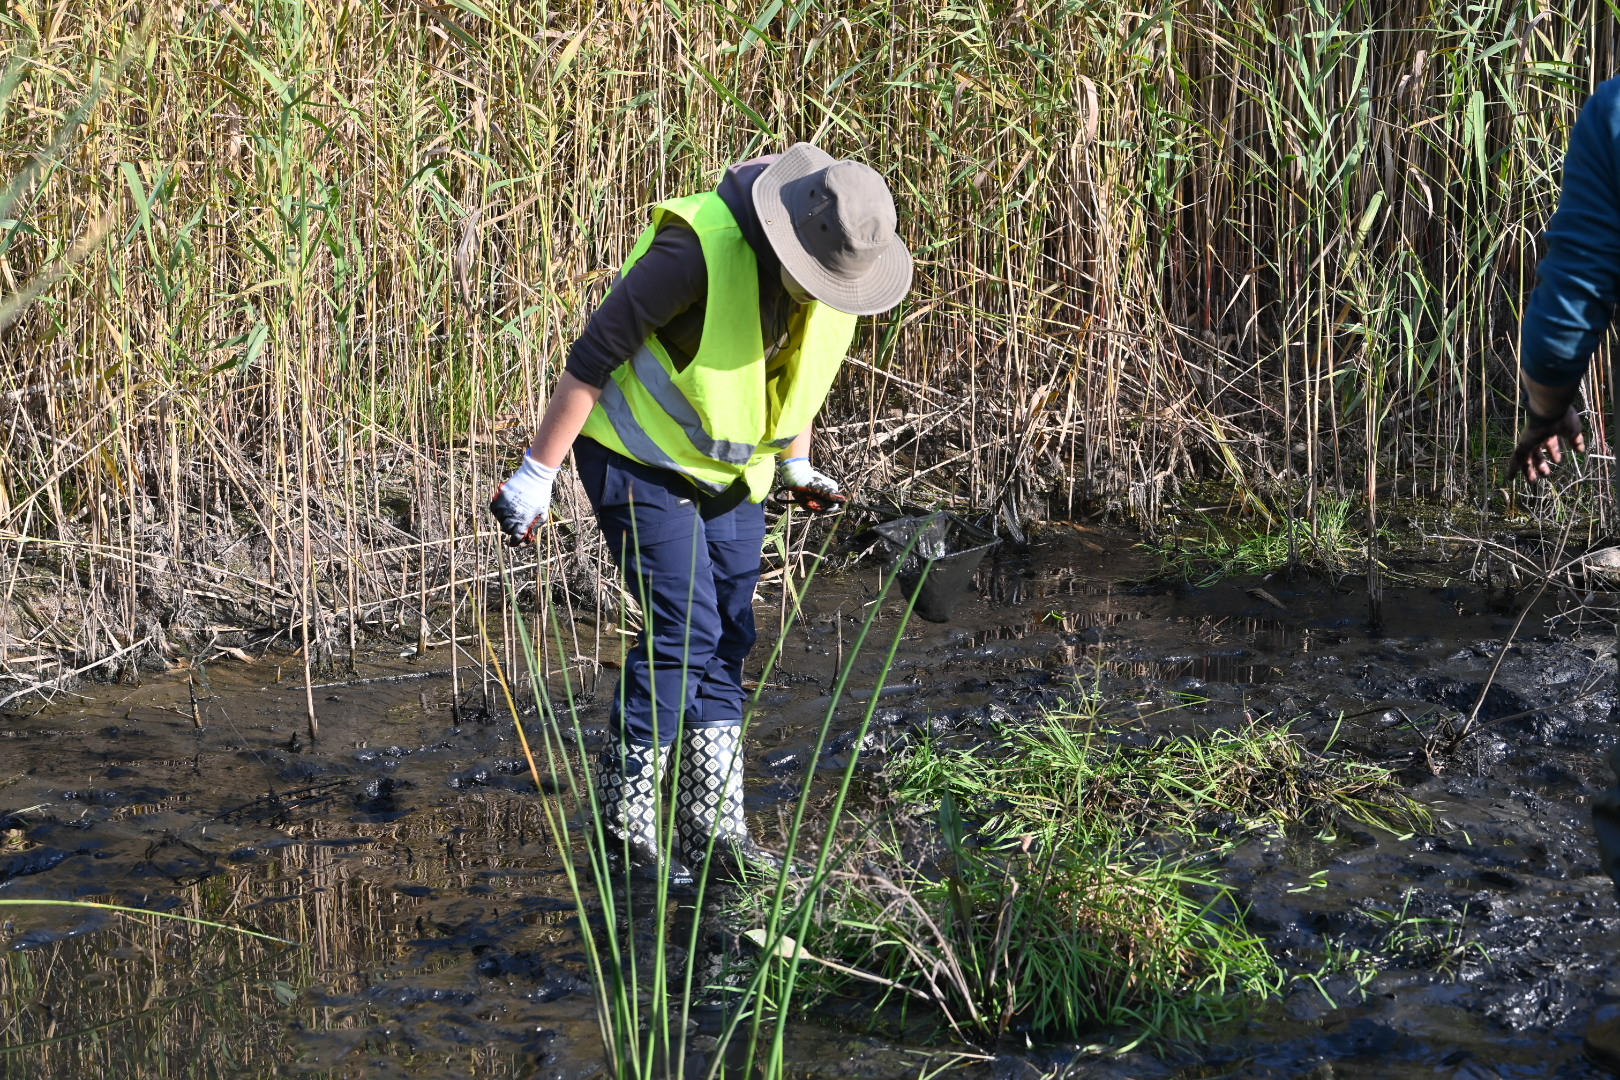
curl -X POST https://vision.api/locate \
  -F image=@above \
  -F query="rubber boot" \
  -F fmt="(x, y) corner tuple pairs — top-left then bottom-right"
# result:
(597, 738), (693, 888)
(675, 723), (783, 877)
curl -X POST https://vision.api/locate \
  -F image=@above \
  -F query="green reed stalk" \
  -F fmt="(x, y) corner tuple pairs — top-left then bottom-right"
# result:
(671, 510), (850, 1080)
(0, 900), (296, 946)
(487, 493), (939, 1080)
(750, 557), (928, 1080)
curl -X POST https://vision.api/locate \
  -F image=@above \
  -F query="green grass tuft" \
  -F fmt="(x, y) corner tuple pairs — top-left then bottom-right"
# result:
(733, 701), (1429, 1047)
(756, 820), (1283, 1045)
(1147, 496), (1365, 585)
(891, 707), (1431, 846)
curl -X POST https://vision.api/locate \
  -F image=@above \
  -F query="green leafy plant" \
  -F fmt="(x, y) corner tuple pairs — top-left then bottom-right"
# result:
(726, 698), (1425, 1048)
(735, 703), (1425, 1046)
(1299, 889), (1488, 1006)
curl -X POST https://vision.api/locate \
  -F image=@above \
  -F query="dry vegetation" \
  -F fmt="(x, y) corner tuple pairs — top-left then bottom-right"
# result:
(1, 0), (1615, 699)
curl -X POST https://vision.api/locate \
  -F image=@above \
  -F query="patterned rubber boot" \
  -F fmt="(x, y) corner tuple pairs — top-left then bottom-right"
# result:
(675, 723), (783, 877)
(597, 739), (692, 888)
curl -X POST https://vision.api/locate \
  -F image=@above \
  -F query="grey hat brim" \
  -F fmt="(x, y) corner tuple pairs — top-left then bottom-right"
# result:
(752, 143), (914, 317)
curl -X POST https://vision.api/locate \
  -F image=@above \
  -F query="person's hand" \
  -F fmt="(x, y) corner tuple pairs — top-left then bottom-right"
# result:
(1508, 405), (1585, 482)
(490, 453), (559, 543)
(775, 457), (846, 513)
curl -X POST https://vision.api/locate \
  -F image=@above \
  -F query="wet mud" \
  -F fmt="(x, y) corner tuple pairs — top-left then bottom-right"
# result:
(4, 525), (1620, 1079)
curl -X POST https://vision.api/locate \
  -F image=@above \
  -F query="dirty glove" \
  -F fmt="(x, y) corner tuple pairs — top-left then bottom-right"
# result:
(775, 456), (845, 513)
(490, 453), (558, 544)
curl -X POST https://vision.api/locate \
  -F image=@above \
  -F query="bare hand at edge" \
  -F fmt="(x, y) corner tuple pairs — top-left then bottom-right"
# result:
(1507, 405), (1585, 481)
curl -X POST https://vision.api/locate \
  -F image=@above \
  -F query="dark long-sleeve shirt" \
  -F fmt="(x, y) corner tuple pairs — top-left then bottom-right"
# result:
(1521, 77), (1620, 388)
(565, 156), (798, 386)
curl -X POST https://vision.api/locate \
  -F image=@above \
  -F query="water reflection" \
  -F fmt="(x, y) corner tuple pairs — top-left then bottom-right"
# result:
(1190, 614), (1349, 654)
(2, 795), (598, 1080)
(1119, 653), (1279, 685)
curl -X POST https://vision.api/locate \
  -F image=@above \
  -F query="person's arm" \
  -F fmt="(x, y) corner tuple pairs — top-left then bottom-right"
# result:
(777, 426), (812, 464)
(564, 224), (708, 387)
(489, 227), (707, 542)
(1511, 372), (1587, 481)
(527, 372), (601, 467)
(1511, 79), (1620, 480)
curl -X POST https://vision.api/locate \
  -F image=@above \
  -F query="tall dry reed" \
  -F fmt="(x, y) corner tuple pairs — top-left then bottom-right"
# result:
(0, 0), (1614, 686)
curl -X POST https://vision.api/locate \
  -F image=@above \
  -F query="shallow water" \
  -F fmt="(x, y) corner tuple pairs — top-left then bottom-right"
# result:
(3, 525), (1619, 1078)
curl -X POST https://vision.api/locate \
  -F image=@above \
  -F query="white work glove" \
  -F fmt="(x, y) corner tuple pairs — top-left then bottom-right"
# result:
(489, 453), (559, 544)
(775, 457), (846, 513)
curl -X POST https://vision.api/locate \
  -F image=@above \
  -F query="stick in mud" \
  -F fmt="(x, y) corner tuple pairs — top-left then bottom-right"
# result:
(1447, 508), (1579, 753)
(0, 635), (154, 712)
(309, 669), (454, 691)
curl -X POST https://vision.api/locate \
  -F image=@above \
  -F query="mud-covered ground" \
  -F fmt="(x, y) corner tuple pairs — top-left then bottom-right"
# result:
(4, 525), (1620, 1079)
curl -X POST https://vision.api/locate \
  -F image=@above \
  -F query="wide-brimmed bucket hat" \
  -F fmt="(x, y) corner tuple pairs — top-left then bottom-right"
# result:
(752, 143), (913, 316)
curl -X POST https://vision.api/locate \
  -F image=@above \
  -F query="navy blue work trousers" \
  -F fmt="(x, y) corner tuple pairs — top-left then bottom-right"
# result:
(574, 437), (766, 747)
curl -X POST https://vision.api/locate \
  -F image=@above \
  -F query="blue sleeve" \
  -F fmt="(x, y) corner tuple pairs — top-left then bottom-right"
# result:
(1521, 77), (1620, 388)
(564, 224), (707, 388)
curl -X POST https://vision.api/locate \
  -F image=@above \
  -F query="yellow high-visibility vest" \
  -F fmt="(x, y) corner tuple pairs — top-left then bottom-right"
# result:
(580, 191), (856, 500)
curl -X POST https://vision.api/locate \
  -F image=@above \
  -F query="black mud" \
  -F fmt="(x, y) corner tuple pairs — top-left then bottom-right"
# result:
(3, 526), (1620, 1079)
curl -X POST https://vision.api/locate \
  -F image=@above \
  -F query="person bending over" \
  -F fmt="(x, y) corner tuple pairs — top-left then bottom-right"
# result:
(490, 144), (911, 882)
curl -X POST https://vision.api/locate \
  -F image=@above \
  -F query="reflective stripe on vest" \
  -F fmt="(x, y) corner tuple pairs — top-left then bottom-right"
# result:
(628, 344), (757, 466)
(595, 379), (717, 488)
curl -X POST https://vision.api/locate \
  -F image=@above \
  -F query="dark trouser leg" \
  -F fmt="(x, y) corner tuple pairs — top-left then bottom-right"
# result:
(675, 503), (778, 873)
(594, 527), (716, 887)
(573, 439), (724, 882)
(691, 527), (765, 727)
(574, 436), (723, 747)
(596, 528), (718, 884)
(610, 527), (723, 748)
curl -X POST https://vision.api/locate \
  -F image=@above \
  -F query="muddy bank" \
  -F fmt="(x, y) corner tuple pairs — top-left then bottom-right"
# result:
(3, 526), (1620, 1078)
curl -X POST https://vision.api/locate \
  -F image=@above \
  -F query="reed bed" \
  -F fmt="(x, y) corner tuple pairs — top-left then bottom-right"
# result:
(1, 0), (1616, 687)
